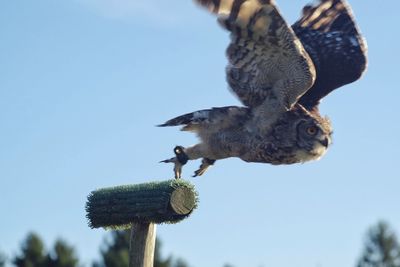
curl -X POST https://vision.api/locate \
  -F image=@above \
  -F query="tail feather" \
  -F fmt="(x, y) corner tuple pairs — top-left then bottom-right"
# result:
(158, 109), (211, 128)
(158, 106), (249, 131)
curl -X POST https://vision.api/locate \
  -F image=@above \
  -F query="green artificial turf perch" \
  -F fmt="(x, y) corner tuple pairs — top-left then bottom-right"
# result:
(86, 179), (198, 229)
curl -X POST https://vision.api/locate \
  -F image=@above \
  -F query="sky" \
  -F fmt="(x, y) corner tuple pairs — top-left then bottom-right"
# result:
(0, 0), (399, 267)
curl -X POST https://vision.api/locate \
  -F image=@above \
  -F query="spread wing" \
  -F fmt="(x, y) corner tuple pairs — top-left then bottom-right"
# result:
(195, 0), (316, 112)
(293, 0), (368, 110)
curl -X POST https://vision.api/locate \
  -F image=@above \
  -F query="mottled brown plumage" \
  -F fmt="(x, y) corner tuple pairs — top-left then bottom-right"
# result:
(160, 0), (367, 178)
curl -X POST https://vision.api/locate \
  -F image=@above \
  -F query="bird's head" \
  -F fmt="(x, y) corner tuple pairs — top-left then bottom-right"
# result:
(271, 105), (333, 163)
(292, 105), (332, 162)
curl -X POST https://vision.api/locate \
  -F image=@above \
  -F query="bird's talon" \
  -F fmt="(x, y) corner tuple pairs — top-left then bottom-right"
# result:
(161, 146), (189, 179)
(192, 158), (215, 177)
(192, 169), (204, 177)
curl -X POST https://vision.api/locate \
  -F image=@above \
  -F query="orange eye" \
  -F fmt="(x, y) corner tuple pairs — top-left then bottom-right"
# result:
(306, 126), (318, 136)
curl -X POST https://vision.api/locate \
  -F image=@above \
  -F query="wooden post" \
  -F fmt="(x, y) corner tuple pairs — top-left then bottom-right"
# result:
(129, 223), (156, 267)
(86, 179), (198, 267)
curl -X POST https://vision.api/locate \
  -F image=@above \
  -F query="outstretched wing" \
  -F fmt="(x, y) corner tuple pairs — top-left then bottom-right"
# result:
(293, 0), (368, 110)
(195, 0), (316, 111)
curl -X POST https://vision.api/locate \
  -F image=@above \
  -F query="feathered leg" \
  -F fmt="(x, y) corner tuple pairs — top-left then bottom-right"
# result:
(161, 144), (210, 178)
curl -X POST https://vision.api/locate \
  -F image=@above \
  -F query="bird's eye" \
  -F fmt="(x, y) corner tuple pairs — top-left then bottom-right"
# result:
(306, 126), (318, 136)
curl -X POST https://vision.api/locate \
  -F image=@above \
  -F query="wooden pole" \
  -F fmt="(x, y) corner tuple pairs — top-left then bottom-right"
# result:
(129, 222), (157, 267)
(86, 180), (198, 267)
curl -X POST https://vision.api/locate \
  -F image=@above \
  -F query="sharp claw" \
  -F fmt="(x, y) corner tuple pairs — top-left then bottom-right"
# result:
(160, 158), (174, 163)
(192, 158), (215, 177)
(192, 167), (207, 177)
(192, 170), (203, 177)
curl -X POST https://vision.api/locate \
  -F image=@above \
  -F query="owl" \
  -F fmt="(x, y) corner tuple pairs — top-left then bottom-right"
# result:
(159, 0), (367, 178)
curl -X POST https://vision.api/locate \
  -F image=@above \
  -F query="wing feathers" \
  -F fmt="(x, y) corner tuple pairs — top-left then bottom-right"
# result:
(196, 0), (274, 15)
(200, 0), (270, 38)
(294, 0), (367, 109)
(296, 0), (361, 36)
(195, 0), (316, 109)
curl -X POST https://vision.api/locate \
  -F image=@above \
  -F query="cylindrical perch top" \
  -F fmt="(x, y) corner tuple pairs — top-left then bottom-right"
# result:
(86, 179), (198, 229)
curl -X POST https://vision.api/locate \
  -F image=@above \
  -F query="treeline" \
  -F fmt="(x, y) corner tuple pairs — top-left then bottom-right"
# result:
(1, 221), (400, 267)
(1, 230), (194, 267)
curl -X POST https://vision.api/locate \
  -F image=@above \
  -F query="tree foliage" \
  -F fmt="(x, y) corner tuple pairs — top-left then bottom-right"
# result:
(45, 239), (79, 267)
(154, 239), (189, 267)
(93, 230), (130, 267)
(9, 230), (241, 267)
(0, 251), (6, 267)
(12, 232), (79, 267)
(13, 232), (46, 267)
(357, 221), (400, 267)
(8, 222), (400, 267)
(93, 230), (189, 267)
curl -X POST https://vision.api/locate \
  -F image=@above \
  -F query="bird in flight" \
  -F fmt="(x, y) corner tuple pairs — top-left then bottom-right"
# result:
(159, 0), (367, 178)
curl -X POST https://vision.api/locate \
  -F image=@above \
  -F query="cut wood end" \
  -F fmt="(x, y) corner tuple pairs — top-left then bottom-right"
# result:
(170, 187), (196, 215)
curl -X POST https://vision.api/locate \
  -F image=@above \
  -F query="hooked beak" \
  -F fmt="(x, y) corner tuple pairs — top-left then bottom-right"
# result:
(319, 137), (330, 148)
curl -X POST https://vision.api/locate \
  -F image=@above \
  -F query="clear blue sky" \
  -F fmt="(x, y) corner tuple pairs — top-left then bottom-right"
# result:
(0, 1), (399, 267)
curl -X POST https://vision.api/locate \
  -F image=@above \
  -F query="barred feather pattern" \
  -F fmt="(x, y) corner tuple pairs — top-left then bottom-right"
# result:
(158, 0), (366, 178)
(195, 0), (316, 109)
(293, 0), (368, 109)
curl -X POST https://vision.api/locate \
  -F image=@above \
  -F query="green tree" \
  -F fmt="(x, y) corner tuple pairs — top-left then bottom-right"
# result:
(13, 232), (46, 267)
(45, 239), (79, 267)
(173, 258), (189, 267)
(94, 230), (189, 267)
(154, 239), (191, 267)
(357, 221), (400, 267)
(155, 238), (181, 267)
(0, 251), (6, 267)
(13, 232), (80, 267)
(94, 230), (130, 267)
